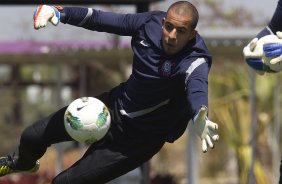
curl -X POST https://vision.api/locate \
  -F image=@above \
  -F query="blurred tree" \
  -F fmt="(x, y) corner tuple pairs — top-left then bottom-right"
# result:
(207, 45), (274, 184)
(189, 0), (265, 27)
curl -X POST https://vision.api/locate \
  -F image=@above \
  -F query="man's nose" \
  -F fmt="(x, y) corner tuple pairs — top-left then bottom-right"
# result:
(169, 28), (177, 39)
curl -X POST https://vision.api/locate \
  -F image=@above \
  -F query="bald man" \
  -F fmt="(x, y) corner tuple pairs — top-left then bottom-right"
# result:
(0, 1), (219, 183)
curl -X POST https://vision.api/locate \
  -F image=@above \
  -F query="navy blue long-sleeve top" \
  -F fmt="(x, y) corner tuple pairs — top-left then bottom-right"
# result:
(61, 7), (212, 142)
(269, 0), (282, 33)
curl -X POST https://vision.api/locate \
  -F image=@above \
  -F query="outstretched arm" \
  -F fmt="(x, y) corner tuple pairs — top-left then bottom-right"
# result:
(33, 5), (154, 36)
(185, 59), (219, 153)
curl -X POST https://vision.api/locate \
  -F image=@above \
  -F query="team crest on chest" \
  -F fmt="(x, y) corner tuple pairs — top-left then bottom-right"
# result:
(160, 61), (174, 77)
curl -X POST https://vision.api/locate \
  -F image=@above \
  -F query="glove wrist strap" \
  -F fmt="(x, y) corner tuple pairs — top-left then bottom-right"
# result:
(54, 5), (65, 22)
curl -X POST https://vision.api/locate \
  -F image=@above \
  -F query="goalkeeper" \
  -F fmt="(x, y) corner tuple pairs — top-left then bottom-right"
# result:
(0, 2), (219, 184)
(243, 0), (282, 74)
(243, 0), (282, 182)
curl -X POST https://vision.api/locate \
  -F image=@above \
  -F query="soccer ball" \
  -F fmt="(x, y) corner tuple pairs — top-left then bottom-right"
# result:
(64, 97), (111, 144)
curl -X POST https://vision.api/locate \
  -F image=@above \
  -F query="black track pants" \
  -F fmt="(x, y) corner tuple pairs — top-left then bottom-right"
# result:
(17, 92), (165, 184)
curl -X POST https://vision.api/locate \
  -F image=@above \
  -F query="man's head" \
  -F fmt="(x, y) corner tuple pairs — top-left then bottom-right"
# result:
(162, 1), (198, 55)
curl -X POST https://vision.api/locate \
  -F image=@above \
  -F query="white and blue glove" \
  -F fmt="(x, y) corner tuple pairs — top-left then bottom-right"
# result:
(192, 106), (219, 153)
(263, 31), (282, 65)
(33, 5), (60, 30)
(243, 38), (265, 74)
(243, 34), (282, 74)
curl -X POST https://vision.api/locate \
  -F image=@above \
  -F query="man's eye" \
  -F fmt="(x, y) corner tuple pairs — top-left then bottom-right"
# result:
(177, 29), (186, 34)
(165, 24), (173, 32)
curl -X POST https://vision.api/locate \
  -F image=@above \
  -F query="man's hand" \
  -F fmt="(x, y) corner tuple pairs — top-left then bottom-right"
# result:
(243, 34), (282, 74)
(33, 5), (60, 30)
(192, 106), (219, 153)
(263, 31), (282, 65)
(243, 38), (266, 75)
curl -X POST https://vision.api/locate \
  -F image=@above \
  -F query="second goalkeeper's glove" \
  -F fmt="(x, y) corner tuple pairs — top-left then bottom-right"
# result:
(243, 38), (265, 74)
(243, 34), (282, 74)
(33, 5), (60, 30)
(263, 31), (282, 65)
(192, 106), (219, 153)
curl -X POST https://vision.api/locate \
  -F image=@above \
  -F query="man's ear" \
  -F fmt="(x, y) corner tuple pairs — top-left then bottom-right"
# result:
(162, 17), (166, 28)
(189, 30), (197, 40)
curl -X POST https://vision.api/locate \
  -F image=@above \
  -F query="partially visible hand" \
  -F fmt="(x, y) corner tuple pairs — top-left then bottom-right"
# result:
(243, 34), (282, 74)
(243, 38), (261, 57)
(192, 106), (219, 153)
(33, 5), (60, 30)
(243, 38), (265, 75)
(263, 31), (282, 65)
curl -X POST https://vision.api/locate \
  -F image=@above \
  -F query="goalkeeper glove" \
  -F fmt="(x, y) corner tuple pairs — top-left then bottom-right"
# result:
(263, 31), (282, 65)
(243, 34), (282, 74)
(192, 106), (219, 153)
(243, 38), (265, 74)
(33, 5), (60, 30)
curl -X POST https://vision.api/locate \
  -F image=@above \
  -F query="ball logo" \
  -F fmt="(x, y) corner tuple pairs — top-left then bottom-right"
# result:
(96, 106), (109, 128)
(65, 111), (83, 130)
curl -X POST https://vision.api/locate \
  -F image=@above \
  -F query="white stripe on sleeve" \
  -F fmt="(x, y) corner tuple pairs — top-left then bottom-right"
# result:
(185, 58), (207, 85)
(78, 8), (93, 26)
